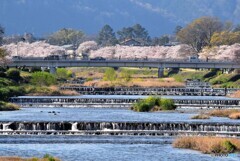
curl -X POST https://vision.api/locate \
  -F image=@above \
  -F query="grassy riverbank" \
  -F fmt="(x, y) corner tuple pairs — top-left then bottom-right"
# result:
(191, 109), (240, 120)
(0, 154), (60, 161)
(0, 68), (78, 111)
(69, 67), (240, 88)
(0, 101), (19, 111)
(173, 137), (240, 154)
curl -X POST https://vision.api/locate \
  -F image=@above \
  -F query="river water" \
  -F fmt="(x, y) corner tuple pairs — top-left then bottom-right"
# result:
(2, 95), (240, 161)
(0, 107), (239, 123)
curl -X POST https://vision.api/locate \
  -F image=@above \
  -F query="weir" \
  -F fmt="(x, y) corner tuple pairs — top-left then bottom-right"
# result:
(10, 95), (240, 108)
(60, 86), (239, 96)
(1, 121), (240, 136)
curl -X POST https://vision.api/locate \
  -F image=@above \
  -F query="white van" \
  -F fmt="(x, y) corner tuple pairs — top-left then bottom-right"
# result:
(188, 56), (200, 62)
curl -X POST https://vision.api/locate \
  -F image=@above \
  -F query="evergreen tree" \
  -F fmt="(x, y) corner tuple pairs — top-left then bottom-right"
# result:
(97, 25), (118, 46)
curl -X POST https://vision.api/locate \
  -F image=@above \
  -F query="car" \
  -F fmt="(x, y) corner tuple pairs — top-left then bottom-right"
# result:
(90, 57), (106, 61)
(188, 56), (200, 62)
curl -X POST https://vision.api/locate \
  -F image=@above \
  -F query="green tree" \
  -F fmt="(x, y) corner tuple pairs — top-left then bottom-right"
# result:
(47, 28), (85, 46)
(31, 72), (56, 86)
(6, 69), (21, 82)
(210, 31), (240, 46)
(97, 25), (118, 46)
(117, 27), (134, 42)
(151, 36), (169, 46)
(177, 17), (223, 52)
(103, 68), (117, 82)
(56, 68), (72, 80)
(119, 69), (132, 82)
(132, 24), (150, 43)
(117, 24), (150, 45)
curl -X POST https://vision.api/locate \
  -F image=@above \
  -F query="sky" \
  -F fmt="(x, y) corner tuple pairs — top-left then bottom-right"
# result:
(0, 0), (240, 37)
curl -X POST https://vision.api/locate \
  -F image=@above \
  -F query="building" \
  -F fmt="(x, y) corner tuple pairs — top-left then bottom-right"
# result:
(120, 39), (142, 46)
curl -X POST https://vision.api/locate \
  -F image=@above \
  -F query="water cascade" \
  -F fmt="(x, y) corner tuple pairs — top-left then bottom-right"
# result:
(0, 121), (240, 136)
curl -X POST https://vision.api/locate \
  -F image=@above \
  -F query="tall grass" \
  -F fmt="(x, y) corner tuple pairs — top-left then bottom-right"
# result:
(173, 137), (240, 154)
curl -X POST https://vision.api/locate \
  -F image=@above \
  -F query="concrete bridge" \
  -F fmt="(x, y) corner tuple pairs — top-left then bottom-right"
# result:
(7, 59), (240, 77)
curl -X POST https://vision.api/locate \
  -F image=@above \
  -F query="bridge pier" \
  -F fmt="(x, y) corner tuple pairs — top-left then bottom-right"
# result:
(158, 68), (164, 78)
(49, 67), (56, 74)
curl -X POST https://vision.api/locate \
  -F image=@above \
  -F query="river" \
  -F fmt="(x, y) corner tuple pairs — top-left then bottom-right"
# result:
(1, 95), (240, 161)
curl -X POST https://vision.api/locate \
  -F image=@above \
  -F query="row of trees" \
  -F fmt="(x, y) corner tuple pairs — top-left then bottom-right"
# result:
(1, 17), (240, 51)
(176, 17), (240, 52)
(97, 24), (168, 46)
(0, 24), (169, 47)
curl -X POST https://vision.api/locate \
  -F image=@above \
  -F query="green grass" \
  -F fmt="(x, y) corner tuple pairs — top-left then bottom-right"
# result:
(0, 101), (20, 111)
(172, 70), (208, 82)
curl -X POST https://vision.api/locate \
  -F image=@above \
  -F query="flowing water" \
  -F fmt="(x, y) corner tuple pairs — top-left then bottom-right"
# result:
(2, 95), (240, 160)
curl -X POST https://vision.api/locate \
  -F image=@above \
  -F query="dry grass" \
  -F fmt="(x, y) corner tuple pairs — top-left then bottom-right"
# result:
(83, 78), (184, 88)
(59, 90), (79, 96)
(173, 136), (240, 154)
(229, 112), (240, 119)
(26, 85), (79, 96)
(230, 90), (240, 98)
(191, 114), (210, 119)
(0, 156), (61, 161)
(207, 109), (240, 118)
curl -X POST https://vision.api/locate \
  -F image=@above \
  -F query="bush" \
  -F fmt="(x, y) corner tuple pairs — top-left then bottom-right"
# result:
(132, 97), (176, 112)
(103, 68), (117, 82)
(0, 101), (19, 111)
(31, 72), (56, 86)
(119, 69), (132, 82)
(56, 68), (72, 80)
(160, 98), (177, 110)
(6, 68), (21, 82)
(43, 154), (57, 161)
(0, 86), (25, 101)
(0, 71), (6, 77)
(222, 140), (236, 153)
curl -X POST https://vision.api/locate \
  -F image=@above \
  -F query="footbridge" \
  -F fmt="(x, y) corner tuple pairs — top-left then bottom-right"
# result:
(7, 59), (240, 77)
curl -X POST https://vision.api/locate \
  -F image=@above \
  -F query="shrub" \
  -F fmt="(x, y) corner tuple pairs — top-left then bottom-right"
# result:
(119, 69), (132, 82)
(0, 71), (6, 77)
(56, 68), (72, 80)
(103, 68), (117, 82)
(160, 98), (177, 110)
(6, 68), (21, 82)
(132, 97), (176, 112)
(31, 72), (56, 86)
(222, 140), (236, 153)
(0, 88), (10, 101)
(43, 154), (57, 161)
(0, 101), (19, 111)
